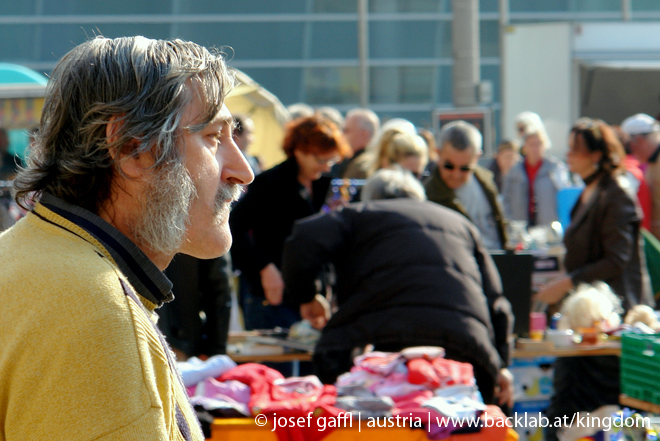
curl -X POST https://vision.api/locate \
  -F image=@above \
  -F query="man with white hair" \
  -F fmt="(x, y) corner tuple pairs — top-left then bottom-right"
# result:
(282, 168), (514, 408)
(621, 113), (660, 238)
(424, 120), (507, 250)
(0, 36), (253, 440)
(337, 108), (380, 179)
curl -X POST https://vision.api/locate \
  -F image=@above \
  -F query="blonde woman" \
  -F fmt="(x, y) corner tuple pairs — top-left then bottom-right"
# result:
(371, 129), (428, 179)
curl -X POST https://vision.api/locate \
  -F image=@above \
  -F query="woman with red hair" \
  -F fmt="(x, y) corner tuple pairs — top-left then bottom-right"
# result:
(230, 114), (350, 330)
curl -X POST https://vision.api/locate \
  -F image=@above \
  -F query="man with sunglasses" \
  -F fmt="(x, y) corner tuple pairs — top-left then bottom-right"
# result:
(424, 121), (508, 250)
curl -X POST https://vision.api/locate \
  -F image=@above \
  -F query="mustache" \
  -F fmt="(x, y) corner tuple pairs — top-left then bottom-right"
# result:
(214, 183), (243, 211)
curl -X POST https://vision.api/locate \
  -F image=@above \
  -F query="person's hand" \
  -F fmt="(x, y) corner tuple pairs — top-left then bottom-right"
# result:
(325, 197), (350, 211)
(534, 276), (574, 305)
(495, 368), (514, 408)
(300, 294), (331, 329)
(260, 263), (284, 305)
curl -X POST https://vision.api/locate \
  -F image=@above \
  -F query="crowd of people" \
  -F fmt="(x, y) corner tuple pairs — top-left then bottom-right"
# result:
(0, 34), (659, 441)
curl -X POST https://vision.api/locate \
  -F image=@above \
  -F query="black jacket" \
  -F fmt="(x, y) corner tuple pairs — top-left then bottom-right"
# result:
(282, 198), (513, 380)
(229, 157), (331, 297)
(158, 254), (233, 356)
(564, 173), (654, 311)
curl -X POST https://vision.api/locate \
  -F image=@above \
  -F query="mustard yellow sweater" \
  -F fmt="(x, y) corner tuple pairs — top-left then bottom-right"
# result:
(0, 203), (203, 440)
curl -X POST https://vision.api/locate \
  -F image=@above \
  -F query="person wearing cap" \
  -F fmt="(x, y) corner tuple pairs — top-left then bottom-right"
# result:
(621, 113), (660, 239)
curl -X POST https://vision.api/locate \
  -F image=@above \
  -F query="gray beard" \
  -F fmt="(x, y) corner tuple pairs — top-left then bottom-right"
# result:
(130, 162), (243, 256)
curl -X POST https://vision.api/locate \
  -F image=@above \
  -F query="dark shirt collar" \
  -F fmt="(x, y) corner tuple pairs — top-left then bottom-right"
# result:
(649, 145), (660, 164)
(39, 193), (173, 306)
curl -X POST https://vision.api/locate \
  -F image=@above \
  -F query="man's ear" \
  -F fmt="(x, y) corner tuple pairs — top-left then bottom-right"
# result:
(106, 115), (124, 159)
(106, 115), (153, 179)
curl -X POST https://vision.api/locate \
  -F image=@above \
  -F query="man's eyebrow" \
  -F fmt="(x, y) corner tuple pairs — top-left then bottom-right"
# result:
(211, 115), (235, 131)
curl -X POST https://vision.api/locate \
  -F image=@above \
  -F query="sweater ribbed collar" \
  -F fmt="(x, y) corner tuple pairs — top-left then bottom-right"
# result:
(37, 193), (173, 306)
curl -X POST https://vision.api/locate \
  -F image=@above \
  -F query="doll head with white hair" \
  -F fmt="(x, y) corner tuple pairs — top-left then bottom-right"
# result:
(557, 282), (622, 332)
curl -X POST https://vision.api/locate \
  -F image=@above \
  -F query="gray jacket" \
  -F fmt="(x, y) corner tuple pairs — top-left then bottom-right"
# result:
(502, 155), (570, 226)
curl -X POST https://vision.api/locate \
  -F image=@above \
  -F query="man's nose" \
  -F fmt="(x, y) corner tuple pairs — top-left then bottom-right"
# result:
(221, 139), (255, 186)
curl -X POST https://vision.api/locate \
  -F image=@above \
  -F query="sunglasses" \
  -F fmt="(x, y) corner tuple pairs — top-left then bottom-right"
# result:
(442, 162), (475, 172)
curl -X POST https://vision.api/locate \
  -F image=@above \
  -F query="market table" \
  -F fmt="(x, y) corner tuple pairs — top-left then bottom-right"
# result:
(619, 395), (660, 414)
(226, 331), (313, 375)
(512, 341), (621, 359)
(228, 352), (313, 364)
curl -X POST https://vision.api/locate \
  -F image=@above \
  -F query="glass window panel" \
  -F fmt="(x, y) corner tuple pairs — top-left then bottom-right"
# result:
(177, 22), (305, 60)
(401, 66), (433, 103)
(314, 0), (357, 13)
(371, 66), (398, 103)
(480, 64), (501, 103)
(370, 21), (450, 58)
(509, 0), (569, 12)
(370, 0), (449, 13)
(0, 25), (36, 61)
(304, 67), (359, 105)
(437, 65), (453, 103)
(36, 24), (171, 62)
(238, 68), (304, 106)
(0, 2), (36, 14)
(174, 0), (306, 14)
(310, 22), (358, 59)
(371, 66), (434, 104)
(567, 0), (620, 11)
(42, 0), (171, 15)
(510, 0), (619, 12)
(632, 0), (660, 11)
(491, 109), (502, 146)
(480, 20), (499, 57)
(480, 0), (499, 12)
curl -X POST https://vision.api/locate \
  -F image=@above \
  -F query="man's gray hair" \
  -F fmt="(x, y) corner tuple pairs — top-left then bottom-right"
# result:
(361, 167), (426, 202)
(439, 120), (483, 154)
(346, 108), (380, 137)
(14, 35), (234, 214)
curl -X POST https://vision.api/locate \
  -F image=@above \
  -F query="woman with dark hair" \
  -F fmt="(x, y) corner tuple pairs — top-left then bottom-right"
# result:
(535, 118), (653, 309)
(535, 118), (655, 441)
(229, 114), (351, 330)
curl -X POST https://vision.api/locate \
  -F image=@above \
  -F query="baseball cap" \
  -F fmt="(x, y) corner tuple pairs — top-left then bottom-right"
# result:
(621, 113), (660, 136)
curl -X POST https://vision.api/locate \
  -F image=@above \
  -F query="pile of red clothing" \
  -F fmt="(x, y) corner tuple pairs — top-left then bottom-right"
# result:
(184, 348), (507, 441)
(218, 363), (341, 441)
(335, 348), (483, 440)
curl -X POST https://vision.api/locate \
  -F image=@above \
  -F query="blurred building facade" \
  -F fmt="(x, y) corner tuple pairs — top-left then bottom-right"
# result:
(0, 0), (658, 137)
